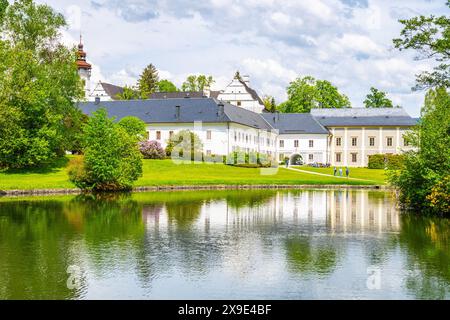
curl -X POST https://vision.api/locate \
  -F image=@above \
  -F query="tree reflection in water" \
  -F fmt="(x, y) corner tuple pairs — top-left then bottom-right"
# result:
(399, 215), (450, 299)
(285, 236), (341, 276)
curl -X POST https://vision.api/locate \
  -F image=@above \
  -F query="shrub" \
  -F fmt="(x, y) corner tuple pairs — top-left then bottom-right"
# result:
(226, 151), (273, 168)
(69, 109), (143, 191)
(368, 154), (385, 169)
(368, 154), (405, 170)
(139, 140), (165, 159)
(117, 116), (146, 141)
(426, 176), (450, 215)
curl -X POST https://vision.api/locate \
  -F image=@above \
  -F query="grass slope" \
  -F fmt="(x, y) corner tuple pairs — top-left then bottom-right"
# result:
(0, 158), (386, 191)
(295, 166), (386, 185)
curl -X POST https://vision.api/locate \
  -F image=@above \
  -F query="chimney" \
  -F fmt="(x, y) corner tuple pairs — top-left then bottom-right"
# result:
(218, 102), (224, 117)
(175, 105), (181, 119)
(242, 75), (250, 85)
(203, 86), (211, 98)
(95, 96), (100, 105)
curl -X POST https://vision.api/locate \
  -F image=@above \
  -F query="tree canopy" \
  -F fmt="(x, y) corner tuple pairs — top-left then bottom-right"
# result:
(263, 95), (277, 113)
(388, 88), (450, 216)
(181, 75), (214, 92)
(157, 79), (178, 92)
(115, 85), (140, 100)
(364, 87), (394, 108)
(0, 0), (84, 168)
(393, 1), (450, 90)
(137, 63), (159, 98)
(68, 109), (143, 191)
(278, 76), (351, 113)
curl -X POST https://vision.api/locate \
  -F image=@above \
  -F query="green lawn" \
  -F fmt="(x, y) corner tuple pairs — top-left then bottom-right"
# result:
(0, 158), (386, 191)
(294, 166), (387, 185)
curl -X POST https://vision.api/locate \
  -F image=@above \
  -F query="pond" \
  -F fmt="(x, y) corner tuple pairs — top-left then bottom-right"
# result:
(0, 189), (448, 300)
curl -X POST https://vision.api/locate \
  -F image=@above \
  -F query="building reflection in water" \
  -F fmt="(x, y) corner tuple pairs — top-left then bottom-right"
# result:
(141, 189), (400, 234)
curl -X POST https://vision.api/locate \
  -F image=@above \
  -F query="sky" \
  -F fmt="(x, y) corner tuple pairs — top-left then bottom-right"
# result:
(38, 0), (449, 117)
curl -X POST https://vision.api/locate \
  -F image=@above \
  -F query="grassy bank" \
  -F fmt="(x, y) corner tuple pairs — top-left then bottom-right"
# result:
(295, 166), (386, 185)
(0, 158), (386, 191)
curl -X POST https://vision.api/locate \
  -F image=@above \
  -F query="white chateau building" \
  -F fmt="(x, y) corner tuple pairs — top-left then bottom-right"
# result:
(77, 41), (417, 167)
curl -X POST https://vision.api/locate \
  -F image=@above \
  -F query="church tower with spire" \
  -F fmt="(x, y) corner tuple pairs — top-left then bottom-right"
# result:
(76, 36), (92, 98)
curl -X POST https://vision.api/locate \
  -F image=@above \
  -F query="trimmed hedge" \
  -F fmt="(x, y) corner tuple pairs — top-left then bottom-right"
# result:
(368, 154), (405, 170)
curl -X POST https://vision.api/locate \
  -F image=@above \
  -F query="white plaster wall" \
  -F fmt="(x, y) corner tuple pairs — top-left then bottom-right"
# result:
(277, 134), (329, 163)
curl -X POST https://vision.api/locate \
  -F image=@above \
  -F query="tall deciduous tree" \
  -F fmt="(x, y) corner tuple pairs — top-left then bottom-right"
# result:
(137, 63), (159, 98)
(0, 0), (84, 168)
(393, 1), (450, 90)
(364, 87), (394, 108)
(278, 76), (351, 113)
(388, 88), (450, 216)
(181, 75), (214, 92)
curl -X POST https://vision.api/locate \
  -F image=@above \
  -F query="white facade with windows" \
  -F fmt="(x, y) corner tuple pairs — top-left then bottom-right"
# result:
(277, 134), (329, 164)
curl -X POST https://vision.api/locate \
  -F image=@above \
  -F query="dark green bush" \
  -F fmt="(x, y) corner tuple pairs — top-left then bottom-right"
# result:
(368, 154), (405, 170)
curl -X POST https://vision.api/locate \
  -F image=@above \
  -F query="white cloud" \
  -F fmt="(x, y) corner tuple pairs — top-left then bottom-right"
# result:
(35, 0), (448, 116)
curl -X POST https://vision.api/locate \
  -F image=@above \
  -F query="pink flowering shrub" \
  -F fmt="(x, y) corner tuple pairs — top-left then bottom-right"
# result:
(139, 140), (165, 159)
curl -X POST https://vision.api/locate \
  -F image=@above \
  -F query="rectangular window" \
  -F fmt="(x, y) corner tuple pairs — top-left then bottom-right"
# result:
(294, 140), (299, 148)
(206, 150), (212, 156)
(169, 131), (174, 139)
(369, 137), (375, 147)
(156, 131), (161, 140)
(309, 140), (314, 148)
(207, 130), (212, 140)
(336, 153), (342, 163)
(237, 101), (242, 106)
(351, 137), (357, 147)
(266, 138), (270, 146)
(309, 154), (314, 161)
(351, 153), (357, 163)
(280, 140), (284, 148)
(336, 137), (342, 146)
(146, 131), (150, 140)
(387, 137), (393, 147)
(403, 137), (409, 146)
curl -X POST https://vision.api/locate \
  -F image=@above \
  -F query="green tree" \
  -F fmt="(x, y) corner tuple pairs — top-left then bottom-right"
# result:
(117, 116), (146, 140)
(68, 109), (143, 191)
(115, 85), (140, 100)
(0, 0), (84, 168)
(0, 0), (7, 22)
(165, 130), (204, 161)
(157, 79), (178, 92)
(279, 76), (351, 113)
(364, 87), (394, 108)
(262, 95), (277, 113)
(388, 88), (450, 216)
(181, 75), (214, 92)
(393, 1), (450, 90)
(137, 63), (159, 98)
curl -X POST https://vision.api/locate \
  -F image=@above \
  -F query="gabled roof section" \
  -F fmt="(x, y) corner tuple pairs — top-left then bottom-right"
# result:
(149, 91), (205, 99)
(77, 98), (274, 130)
(261, 113), (329, 134)
(100, 82), (124, 100)
(311, 108), (417, 127)
(237, 79), (264, 105)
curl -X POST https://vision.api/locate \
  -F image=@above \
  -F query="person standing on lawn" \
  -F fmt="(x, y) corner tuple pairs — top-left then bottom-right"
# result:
(334, 167), (337, 176)
(346, 167), (350, 178)
(285, 158), (290, 168)
(339, 168), (343, 177)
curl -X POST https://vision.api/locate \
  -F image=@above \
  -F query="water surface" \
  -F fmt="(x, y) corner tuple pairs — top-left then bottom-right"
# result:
(0, 189), (448, 300)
